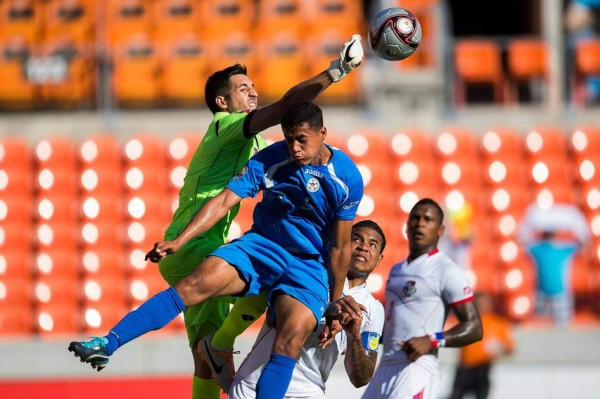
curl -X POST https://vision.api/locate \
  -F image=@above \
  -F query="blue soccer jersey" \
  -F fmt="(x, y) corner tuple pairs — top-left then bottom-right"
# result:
(226, 141), (364, 263)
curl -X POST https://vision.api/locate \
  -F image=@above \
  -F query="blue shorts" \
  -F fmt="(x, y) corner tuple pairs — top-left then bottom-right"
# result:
(211, 232), (329, 325)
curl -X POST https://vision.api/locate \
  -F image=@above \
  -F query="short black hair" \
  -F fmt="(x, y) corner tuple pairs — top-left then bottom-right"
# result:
(411, 198), (444, 223)
(281, 102), (323, 131)
(204, 64), (248, 114)
(353, 219), (387, 253)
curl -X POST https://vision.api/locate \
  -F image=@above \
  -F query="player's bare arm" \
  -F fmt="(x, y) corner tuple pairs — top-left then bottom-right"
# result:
(341, 296), (378, 387)
(145, 188), (242, 262)
(320, 219), (354, 347)
(441, 300), (483, 347)
(400, 300), (483, 362)
(248, 34), (364, 134)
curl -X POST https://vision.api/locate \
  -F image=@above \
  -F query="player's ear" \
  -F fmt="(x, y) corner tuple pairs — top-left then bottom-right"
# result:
(438, 224), (445, 238)
(320, 126), (328, 141)
(215, 96), (228, 111)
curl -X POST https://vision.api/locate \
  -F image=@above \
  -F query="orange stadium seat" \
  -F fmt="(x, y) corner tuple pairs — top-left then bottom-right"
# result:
(485, 185), (530, 216)
(160, 33), (208, 104)
(33, 135), (78, 171)
(43, 0), (96, 44)
(525, 158), (573, 187)
(80, 247), (127, 279)
(34, 220), (79, 251)
(506, 38), (548, 103)
(435, 126), (480, 160)
(34, 302), (81, 335)
(437, 158), (484, 190)
(482, 158), (527, 188)
(0, 35), (37, 108)
(153, 0), (201, 42)
(205, 29), (257, 73)
(573, 38), (600, 106)
(39, 36), (95, 106)
(1, 194), (33, 225)
(454, 39), (506, 105)
(0, 0), (41, 42)
(34, 275), (80, 307)
(112, 34), (161, 106)
(253, 29), (308, 102)
(523, 126), (568, 160)
(80, 192), (124, 224)
(167, 133), (202, 168)
(303, 0), (364, 38)
(79, 167), (124, 198)
(82, 301), (129, 335)
(0, 220), (33, 252)
(80, 220), (125, 250)
(0, 249), (33, 280)
(0, 304), (33, 334)
(105, 0), (153, 45)
(570, 125), (600, 160)
(0, 276), (32, 308)
(34, 191), (79, 224)
(390, 128), (434, 160)
(345, 129), (393, 183)
(479, 127), (524, 161)
(255, 0), (302, 35)
(127, 274), (169, 308)
(33, 247), (79, 280)
(0, 135), (32, 170)
(124, 219), (170, 250)
(82, 275), (127, 311)
(200, 0), (255, 39)
(79, 133), (123, 169)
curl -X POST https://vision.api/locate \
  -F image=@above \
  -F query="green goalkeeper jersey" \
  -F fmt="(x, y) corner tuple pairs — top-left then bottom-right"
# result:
(165, 110), (268, 243)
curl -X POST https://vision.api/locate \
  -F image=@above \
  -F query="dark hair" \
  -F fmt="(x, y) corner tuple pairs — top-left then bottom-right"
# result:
(281, 102), (323, 131)
(204, 64), (248, 114)
(353, 219), (387, 253)
(411, 198), (444, 223)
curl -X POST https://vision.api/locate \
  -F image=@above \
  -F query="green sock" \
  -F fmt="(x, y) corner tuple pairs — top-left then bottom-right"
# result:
(192, 375), (220, 399)
(211, 292), (268, 348)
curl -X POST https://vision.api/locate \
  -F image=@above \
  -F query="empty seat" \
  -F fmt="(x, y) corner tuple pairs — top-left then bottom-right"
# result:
(0, 249), (33, 280)
(454, 39), (506, 105)
(570, 125), (600, 160)
(435, 126), (480, 160)
(43, 0), (96, 44)
(0, 35), (36, 108)
(127, 274), (169, 307)
(479, 127), (524, 161)
(0, 304), (33, 334)
(82, 301), (128, 335)
(573, 38), (600, 106)
(303, 0), (363, 37)
(33, 247), (79, 280)
(112, 34), (160, 106)
(205, 29), (256, 73)
(523, 126), (569, 161)
(82, 275), (127, 307)
(80, 247), (127, 279)
(34, 275), (80, 306)
(200, 0), (255, 38)
(153, 0), (201, 41)
(506, 38), (548, 103)
(34, 302), (81, 335)
(0, 0), (41, 42)
(161, 33), (208, 104)
(255, 0), (302, 35)
(0, 276), (32, 307)
(106, 0), (152, 45)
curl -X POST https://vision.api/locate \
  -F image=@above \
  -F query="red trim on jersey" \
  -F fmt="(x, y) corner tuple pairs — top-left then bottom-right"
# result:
(451, 295), (475, 306)
(428, 248), (439, 256)
(413, 388), (425, 399)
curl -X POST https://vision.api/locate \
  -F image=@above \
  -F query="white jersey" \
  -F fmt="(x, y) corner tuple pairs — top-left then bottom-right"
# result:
(230, 283), (385, 399)
(381, 249), (474, 365)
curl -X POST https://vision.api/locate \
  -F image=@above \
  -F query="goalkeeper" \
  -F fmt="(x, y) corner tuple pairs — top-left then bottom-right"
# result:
(69, 34), (364, 399)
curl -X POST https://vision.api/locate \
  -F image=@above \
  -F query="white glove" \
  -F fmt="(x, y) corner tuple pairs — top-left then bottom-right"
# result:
(327, 34), (364, 82)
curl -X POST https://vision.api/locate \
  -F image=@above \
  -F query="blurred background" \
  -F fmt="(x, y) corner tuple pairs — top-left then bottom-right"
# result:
(1, 0), (600, 398)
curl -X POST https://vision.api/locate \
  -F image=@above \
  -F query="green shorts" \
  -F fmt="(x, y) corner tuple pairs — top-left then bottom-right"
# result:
(158, 237), (234, 348)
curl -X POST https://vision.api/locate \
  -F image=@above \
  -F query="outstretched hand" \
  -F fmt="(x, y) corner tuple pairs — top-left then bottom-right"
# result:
(327, 34), (364, 82)
(145, 240), (179, 263)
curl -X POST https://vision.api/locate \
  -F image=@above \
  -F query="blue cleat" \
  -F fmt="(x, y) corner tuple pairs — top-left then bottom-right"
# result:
(68, 336), (110, 372)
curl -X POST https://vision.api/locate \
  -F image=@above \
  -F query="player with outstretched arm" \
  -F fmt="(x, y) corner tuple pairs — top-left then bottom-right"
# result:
(69, 102), (364, 399)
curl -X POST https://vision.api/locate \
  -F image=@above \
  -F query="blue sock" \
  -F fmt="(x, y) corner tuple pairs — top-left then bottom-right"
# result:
(255, 353), (297, 399)
(104, 287), (186, 355)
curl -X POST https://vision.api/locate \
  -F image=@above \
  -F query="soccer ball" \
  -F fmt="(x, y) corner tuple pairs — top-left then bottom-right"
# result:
(367, 8), (421, 61)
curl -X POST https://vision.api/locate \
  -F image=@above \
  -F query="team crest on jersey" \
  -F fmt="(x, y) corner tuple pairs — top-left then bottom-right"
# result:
(403, 281), (417, 297)
(234, 166), (247, 180)
(306, 177), (320, 192)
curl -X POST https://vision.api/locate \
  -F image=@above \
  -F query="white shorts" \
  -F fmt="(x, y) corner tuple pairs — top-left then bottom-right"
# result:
(362, 358), (441, 399)
(229, 379), (327, 399)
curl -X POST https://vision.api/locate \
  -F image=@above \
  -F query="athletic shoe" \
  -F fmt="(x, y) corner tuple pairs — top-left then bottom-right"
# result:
(68, 336), (110, 371)
(199, 334), (238, 392)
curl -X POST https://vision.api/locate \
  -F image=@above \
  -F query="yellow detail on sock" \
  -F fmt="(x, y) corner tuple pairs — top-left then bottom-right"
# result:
(211, 292), (268, 348)
(193, 375), (221, 399)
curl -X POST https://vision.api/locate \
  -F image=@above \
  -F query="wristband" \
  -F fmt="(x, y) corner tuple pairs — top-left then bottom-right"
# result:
(428, 332), (446, 349)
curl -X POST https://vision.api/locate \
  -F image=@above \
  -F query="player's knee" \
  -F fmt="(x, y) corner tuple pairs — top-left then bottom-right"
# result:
(272, 325), (312, 358)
